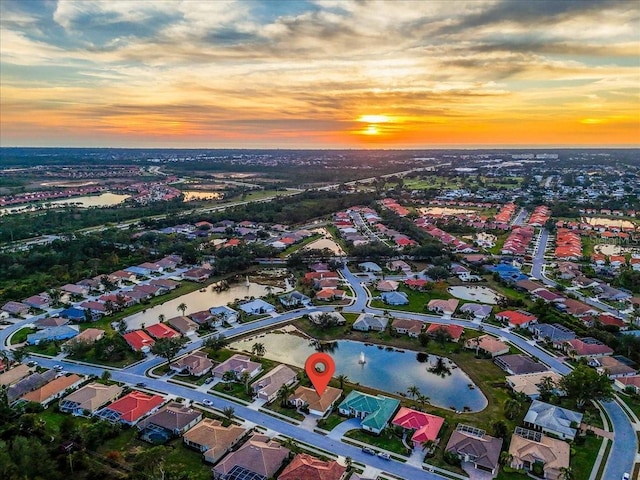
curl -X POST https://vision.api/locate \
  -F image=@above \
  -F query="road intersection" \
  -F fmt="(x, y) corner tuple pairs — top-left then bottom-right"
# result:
(1, 262), (637, 480)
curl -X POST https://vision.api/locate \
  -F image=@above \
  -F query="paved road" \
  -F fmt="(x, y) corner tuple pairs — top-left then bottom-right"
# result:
(533, 228), (628, 320)
(3, 263), (637, 479)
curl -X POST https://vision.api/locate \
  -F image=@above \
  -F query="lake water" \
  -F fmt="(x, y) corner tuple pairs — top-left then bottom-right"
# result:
(582, 216), (636, 229)
(1, 192), (130, 215)
(124, 282), (281, 330)
(230, 332), (487, 411)
(182, 190), (224, 202)
(419, 207), (476, 216)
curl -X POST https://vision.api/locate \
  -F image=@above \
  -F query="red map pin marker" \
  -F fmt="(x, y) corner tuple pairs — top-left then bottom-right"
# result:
(305, 352), (335, 396)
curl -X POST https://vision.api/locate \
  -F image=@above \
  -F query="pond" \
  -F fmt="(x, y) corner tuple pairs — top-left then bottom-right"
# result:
(124, 282), (282, 330)
(182, 190), (224, 202)
(448, 286), (501, 305)
(582, 216), (636, 229)
(0, 192), (130, 215)
(230, 331), (487, 412)
(419, 207), (476, 216)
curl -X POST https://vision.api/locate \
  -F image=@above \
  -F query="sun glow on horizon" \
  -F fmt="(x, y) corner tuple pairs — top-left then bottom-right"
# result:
(357, 115), (390, 124)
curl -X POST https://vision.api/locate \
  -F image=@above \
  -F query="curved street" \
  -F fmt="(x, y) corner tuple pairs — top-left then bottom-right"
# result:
(1, 263), (636, 480)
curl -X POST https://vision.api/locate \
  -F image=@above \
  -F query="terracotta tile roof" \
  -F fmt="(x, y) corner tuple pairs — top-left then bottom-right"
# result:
(278, 453), (346, 480)
(103, 391), (164, 423)
(21, 374), (82, 404)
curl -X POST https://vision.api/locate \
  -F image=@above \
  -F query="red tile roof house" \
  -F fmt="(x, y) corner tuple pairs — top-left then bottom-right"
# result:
(392, 407), (445, 449)
(23, 294), (51, 310)
(426, 323), (465, 342)
(496, 310), (538, 329)
(146, 323), (180, 339)
(563, 338), (614, 359)
(426, 299), (459, 318)
(278, 453), (347, 480)
(123, 330), (155, 353)
(616, 375), (640, 394)
(404, 279), (429, 291)
(96, 391), (164, 425)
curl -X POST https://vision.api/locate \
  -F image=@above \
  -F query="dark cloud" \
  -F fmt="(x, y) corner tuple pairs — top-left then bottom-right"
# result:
(437, 0), (632, 34)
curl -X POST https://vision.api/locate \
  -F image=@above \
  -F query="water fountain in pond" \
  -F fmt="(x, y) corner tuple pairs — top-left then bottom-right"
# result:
(358, 351), (366, 365)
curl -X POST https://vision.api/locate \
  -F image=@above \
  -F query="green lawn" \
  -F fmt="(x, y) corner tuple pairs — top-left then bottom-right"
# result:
(10, 327), (34, 344)
(571, 434), (603, 480)
(618, 393), (640, 421)
(370, 284), (452, 314)
(317, 412), (347, 431)
(263, 401), (305, 421)
(344, 429), (410, 456)
(25, 341), (59, 356)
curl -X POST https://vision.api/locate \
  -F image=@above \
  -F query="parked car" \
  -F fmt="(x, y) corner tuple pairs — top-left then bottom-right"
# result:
(361, 447), (375, 455)
(202, 399), (213, 406)
(377, 452), (390, 460)
(53, 365), (63, 371)
(135, 382), (146, 387)
(622, 473), (630, 480)
(204, 377), (214, 384)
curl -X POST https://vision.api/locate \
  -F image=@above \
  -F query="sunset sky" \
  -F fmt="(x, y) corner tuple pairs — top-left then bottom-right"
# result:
(1, 0), (639, 148)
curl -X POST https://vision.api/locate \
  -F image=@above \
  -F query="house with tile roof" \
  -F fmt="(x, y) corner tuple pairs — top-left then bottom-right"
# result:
(392, 407), (445, 449)
(238, 299), (276, 315)
(0, 364), (32, 387)
(170, 351), (214, 377)
(445, 424), (503, 475)
(460, 303), (492, 320)
(563, 337), (613, 359)
(8, 370), (57, 403)
(96, 390), (164, 425)
(252, 364), (298, 401)
(123, 330), (155, 353)
(60, 382), (123, 415)
(559, 298), (598, 317)
(426, 323), (464, 342)
(137, 402), (203, 441)
(496, 310), (538, 329)
(381, 291), (409, 306)
(146, 322), (180, 339)
(529, 324), (576, 348)
(509, 429), (570, 480)
(505, 371), (564, 399)
(524, 400), (583, 440)
(62, 329), (105, 351)
(464, 335), (509, 357)
(279, 291), (312, 307)
(278, 453), (346, 480)
(616, 375), (640, 394)
(213, 433), (289, 479)
(426, 299), (459, 317)
(212, 354), (262, 380)
(20, 374), (84, 406)
(391, 318), (424, 337)
(167, 315), (199, 335)
(183, 418), (247, 464)
(209, 305), (239, 324)
(289, 385), (343, 417)
(591, 356), (636, 378)
(495, 354), (548, 375)
(352, 314), (388, 332)
(338, 391), (400, 435)
(27, 325), (79, 345)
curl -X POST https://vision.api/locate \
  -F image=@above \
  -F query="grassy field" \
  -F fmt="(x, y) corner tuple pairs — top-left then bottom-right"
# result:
(571, 434), (603, 480)
(263, 400), (305, 421)
(344, 429), (409, 455)
(10, 326), (34, 344)
(369, 284), (452, 314)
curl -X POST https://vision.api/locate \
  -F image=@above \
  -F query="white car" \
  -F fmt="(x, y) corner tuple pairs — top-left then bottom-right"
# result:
(622, 473), (630, 480)
(202, 399), (213, 406)
(54, 365), (63, 371)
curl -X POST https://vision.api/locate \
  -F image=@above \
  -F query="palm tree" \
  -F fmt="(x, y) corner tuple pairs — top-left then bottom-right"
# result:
(222, 406), (235, 421)
(407, 385), (420, 400)
(277, 383), (293, 407)
(504, 398), (523, 420)
(239, 371), (251, 395)
(222, 370), (236, 390)
(336, 374), (349, 389)
(499, 451), (513, 466)
(251, 342), (266, 357)
(177, 303), (187, 316)
(558, 467), (575, 480)
(416, 393), (430, 410)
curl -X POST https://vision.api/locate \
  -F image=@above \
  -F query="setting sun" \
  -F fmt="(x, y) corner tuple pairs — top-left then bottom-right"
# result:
(358, 115), (390, 124)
